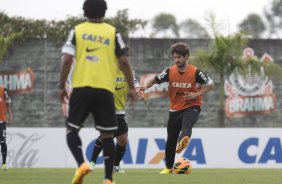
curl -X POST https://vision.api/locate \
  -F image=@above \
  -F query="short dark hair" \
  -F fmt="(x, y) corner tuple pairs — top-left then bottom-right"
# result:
(83, 0), (107, 19)
(171, 42), (190, 56)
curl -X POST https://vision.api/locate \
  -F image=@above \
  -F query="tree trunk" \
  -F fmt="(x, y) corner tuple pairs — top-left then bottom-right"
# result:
(218, 108), (225, 127)
(218, 74), (225, 127)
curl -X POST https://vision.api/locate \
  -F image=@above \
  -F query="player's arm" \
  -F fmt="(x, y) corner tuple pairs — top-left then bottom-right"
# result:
(115, 32), (137, 105)
(132, 67), (140, 88)
(59, 55), (73, 89)
(195, 69), (214, 95)
(118, 55), (134, 89)
(4, 88), (12, 123)
(184, 69), (214, 100)
(131, 67), (142, 98)
(139, 78), (156, 91)
(140, 68), (169, 91)
(58, 29), (75, 103)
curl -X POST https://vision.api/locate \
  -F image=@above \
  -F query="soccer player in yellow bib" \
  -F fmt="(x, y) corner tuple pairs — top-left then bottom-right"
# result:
(89, 50), (139, 173)
(58, 0), (137, 184)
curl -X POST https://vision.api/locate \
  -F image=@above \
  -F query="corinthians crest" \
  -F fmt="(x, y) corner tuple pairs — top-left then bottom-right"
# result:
(224, 48), (276, 118)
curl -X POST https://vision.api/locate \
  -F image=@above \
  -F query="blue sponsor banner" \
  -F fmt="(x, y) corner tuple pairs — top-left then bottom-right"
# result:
(81, 128), (282, 168)
(6, 128), (282, 168)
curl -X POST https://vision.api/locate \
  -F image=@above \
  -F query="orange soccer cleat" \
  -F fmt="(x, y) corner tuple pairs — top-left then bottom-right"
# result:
(175, 136), (190, 154)
(71, 162), (92, 184)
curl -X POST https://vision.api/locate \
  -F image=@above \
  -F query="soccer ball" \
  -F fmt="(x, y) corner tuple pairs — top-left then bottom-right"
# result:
(173, 157), (192, 174)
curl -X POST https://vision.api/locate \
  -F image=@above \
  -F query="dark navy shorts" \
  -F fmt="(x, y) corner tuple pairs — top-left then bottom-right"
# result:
(114, 114), (128, 137)
(66, 87), (117, 132)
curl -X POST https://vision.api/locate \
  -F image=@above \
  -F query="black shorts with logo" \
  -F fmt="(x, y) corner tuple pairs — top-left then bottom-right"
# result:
(66, 87), (117, 132)
(0, 122), (6, 143)
(114, 114), (128, 137)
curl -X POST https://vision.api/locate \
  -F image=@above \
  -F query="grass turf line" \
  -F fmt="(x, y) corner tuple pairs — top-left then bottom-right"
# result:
(0, 168), (281, 184)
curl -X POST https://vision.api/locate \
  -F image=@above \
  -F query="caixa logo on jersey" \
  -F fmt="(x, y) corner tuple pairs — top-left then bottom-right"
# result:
(0, 68), (35, 95)
(85, 138), (206, 165)
(224, 48), (276, 118)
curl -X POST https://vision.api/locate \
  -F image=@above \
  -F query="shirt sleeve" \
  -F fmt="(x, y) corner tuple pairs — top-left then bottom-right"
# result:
(4, 88), (11, 103)
(115, 31), (127, 57)
(154, 68), (170, 84)
(195, 69), (213, 86)
(62, 29), (76, 56)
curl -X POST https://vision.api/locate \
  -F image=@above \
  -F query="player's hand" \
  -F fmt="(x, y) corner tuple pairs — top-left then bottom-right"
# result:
(183, 92), (198, 100)
(138, 87), (146, 101)
(58, 88), (68, 104)
(135, 87), (143, 100)
(127, 88), (138, 106)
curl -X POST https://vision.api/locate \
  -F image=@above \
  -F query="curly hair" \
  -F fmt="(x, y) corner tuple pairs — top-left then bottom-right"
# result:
(171, 42), (190, 56)
(83, 0), (107, 19)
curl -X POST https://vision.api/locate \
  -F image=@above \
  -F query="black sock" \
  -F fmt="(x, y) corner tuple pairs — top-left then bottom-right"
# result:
(114, 144), (126, 166)
(102, 137), (114, 181)
(91, 136), (103, 162)
(0, 143), (7, 164)
(67, 130), (84, 167)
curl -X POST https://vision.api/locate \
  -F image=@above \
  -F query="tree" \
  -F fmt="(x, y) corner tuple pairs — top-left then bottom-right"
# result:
(193, 16), (282, 127)
(0, 10), (147, 61)
(151, 13), (179, 38)
(105, 9), (147, 39)
(194, 14), (247, 127)
(238, 13), (266, 38)
(194, 32), (248, 127)
(180, 19), (209, 38)
(0, 12), (24, 62)
(0, 33), (22, 62)
(264, 0), (282, 38)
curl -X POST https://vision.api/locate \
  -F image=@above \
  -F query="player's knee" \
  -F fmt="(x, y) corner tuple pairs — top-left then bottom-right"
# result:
(100, 131), (114, 139)
(66, 129), (82, 148)
(117, 137), (128, 147)
(66, 128), (78, 141)
(66, 122), (81, 132)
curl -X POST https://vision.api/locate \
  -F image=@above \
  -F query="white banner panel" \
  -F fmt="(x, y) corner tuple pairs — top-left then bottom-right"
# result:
(5, 128), (282, 168)
(6, 128), (69, 168)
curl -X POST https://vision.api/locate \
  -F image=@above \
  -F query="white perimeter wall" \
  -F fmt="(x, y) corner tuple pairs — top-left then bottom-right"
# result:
(5, 128), (282, 168)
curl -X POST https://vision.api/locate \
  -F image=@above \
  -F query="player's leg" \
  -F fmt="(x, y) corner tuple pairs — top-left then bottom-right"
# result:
(92, 89), (117, 183)
(160, 111), (182, 174)
(114, 133), (127, 173)
(113, 114), (128, 173)
(0, 142), (8, 170)
(67, 88), (91, 184)
(176, 106), (200, 154)
(0, 122), (8, 170)
(99, 131), (115, 182)
(89, 136), (103, 168)
(67, 128), (84, 166)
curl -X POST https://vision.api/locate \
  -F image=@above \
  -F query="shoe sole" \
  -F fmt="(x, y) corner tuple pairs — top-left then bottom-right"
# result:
(71, 163), (91, 184)
(160, 168), (173, 174)
(176, 136), (190, 154)
(71, 175), (83, 184)
(160, 170), (172, 174)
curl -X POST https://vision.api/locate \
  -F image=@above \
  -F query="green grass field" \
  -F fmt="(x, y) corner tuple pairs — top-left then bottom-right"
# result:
(0, 168), (282, 184)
